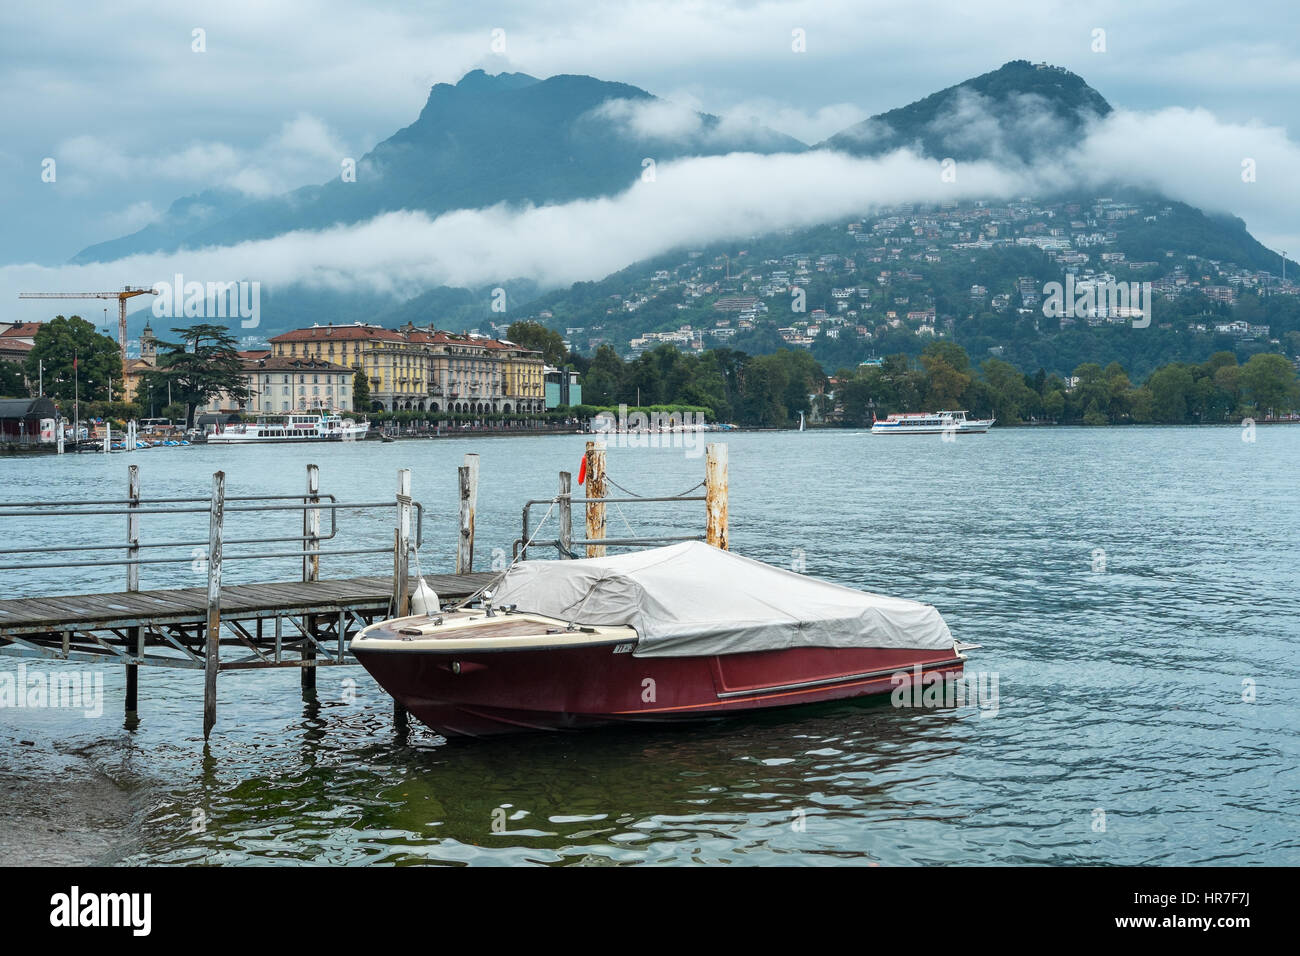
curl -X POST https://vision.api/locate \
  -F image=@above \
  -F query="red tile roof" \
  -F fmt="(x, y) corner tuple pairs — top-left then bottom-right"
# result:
(269, 325), (405, 343)
(267, 324), (541, 355)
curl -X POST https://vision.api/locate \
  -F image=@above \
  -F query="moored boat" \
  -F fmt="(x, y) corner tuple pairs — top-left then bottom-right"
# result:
(206, 412), (369, 444)
(870, 409), (994, 435)
(351, 541), (968, 737)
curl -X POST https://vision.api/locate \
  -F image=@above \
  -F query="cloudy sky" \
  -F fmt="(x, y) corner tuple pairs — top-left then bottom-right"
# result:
(3, 0), (1298, 316)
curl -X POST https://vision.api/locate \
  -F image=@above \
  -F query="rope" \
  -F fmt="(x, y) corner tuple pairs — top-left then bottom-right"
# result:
(612, 500), (639, 539)
(604, 475), (706, 499)
(448, 497), (559, 611)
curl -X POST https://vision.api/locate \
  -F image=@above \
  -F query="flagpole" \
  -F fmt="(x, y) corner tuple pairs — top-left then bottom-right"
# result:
(74, 351), (79, 449)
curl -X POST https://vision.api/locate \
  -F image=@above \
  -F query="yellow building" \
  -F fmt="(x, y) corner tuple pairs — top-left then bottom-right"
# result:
(269, 323), (408, 410)
(269, 323), (545, 414)
(495, 340), (545, 414)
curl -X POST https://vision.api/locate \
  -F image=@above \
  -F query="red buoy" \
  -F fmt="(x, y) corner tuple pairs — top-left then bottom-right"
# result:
(578, 455), (587, 485)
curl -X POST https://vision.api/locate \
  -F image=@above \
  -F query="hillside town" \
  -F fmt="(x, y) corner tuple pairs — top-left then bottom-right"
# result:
(516, 197), (1298, 360)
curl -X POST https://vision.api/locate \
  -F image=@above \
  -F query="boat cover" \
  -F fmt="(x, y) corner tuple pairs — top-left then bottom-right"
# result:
(491, 541), (954, 658)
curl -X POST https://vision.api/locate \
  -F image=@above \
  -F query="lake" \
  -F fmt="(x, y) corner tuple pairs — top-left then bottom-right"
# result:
(1, 425), (1297, 865)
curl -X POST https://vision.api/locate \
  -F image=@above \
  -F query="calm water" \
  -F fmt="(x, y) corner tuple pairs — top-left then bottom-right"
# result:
(1, 427), (1297, 865)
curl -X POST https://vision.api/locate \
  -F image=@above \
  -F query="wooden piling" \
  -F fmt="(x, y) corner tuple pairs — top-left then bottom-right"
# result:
(558, 471), (573, 557)
(203, 471), (225, 739)
(456, 453), (479, 574)
(584, 441), (607, 558)
(125, 465), (140, 719)
(301, 464), (319, 693)
(705, 442), (729, 550)
(393, 468), (412, 616)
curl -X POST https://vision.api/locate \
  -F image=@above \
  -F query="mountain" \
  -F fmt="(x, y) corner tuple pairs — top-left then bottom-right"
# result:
(73, 189), (251, 265)
(819, 59), (1111, 163)
(74, 70), (806, 264)
(82, 60), (1292, 362)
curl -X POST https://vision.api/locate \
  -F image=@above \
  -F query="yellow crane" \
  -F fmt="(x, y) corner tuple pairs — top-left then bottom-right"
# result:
(17, 286), (158, 363)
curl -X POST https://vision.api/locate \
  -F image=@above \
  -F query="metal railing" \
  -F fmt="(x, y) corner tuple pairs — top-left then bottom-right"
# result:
(0, 465), (422, 580)
(512, 440), (728, 560)
(516, 494), (705, 560)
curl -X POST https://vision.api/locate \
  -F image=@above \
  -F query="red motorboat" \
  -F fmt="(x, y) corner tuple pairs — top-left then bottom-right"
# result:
(351, 541), (967, 738)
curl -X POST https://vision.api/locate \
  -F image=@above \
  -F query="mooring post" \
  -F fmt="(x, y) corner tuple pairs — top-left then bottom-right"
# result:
(393, 468), (412, 616)
(102, 422), (110, 454)
(558, 470), (573, 558)
(203, 471), (225, 739)
(585, 440), (607, 557)
(301, 464), (320, 694)
(125, 464), (141, 720)
(456, 453), (479, 574)
(705, 442), (729, 550)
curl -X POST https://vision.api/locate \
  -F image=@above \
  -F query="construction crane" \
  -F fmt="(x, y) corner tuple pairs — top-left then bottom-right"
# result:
(18, 286), (158, 362)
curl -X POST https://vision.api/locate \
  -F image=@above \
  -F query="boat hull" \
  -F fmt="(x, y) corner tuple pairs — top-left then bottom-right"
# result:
(870, 421), (993, 435)
(353, 638), (965, 738)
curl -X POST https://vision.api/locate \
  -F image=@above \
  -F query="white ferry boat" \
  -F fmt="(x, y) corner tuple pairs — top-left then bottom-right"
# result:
(870, 410), (995, 435)
(206, 413), (370, 444)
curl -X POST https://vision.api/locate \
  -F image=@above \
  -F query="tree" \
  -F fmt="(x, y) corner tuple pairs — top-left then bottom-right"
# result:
(1042, 389), (1066, 422)
(981, 357), (1037, 423)
(23, 315), (122, 403)
(1239, 353), (1300, 417)
(506, 321), (567, 367)
(920, 341), (972, 409)
(738, 354), (791, 426)
(580, 344), (625, 405)
(154, 324), (251, 427)
(1146, 364), (1195, 423)
(352, 366), (371, 410)
(0, 362), (26, 398)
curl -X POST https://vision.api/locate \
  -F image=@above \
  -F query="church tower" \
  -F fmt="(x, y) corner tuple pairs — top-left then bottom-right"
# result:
(141, 322), (157, 365)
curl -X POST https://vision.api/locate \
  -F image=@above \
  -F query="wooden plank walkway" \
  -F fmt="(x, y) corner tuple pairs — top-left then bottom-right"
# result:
(0, 572), (497, 635)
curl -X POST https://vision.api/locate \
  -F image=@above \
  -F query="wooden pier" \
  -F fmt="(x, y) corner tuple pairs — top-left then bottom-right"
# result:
(0, 572), (495, 670)
(0, 443), (729, 738)
(0, 461), (499, 737)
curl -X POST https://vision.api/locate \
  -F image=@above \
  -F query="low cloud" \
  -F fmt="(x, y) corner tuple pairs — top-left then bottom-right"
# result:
(0, 149), (1025, 306)
(4, 104), (1298, 319)
(587, 97), (801, 150)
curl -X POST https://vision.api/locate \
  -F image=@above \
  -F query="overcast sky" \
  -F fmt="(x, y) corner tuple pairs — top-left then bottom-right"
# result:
(3, 0), (1298, 312)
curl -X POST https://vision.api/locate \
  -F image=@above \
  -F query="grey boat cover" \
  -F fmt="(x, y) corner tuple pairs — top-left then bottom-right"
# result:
(491, 541), (953, 658)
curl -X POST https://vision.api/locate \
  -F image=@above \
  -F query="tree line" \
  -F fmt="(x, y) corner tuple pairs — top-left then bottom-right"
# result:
(571, 343), (827, 427)
(836, 341), (1300, 425)
(6, 317), (253, 427)
(563, 338), (1299, 427)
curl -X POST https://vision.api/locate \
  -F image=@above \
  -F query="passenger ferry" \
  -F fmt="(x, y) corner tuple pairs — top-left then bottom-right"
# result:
(206, 413), (370, 444)
(870, 410), (994, 435)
